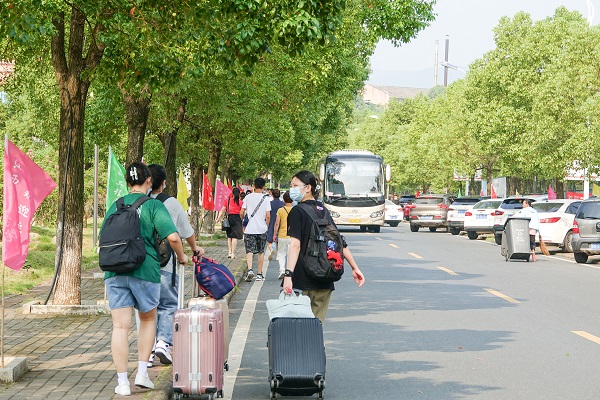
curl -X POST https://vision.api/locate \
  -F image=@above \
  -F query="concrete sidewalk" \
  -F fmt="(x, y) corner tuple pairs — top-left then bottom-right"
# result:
(0, 236), (248, 400)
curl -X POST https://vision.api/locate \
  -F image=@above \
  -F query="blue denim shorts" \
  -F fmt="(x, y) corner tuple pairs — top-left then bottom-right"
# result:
(105, 276), (160, 313)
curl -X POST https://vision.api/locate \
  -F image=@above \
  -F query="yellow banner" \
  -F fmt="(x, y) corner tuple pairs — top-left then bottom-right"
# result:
(177, 170), (190, 211)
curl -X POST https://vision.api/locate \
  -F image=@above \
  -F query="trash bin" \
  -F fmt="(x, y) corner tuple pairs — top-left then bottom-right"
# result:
(500, 217), (531, 262)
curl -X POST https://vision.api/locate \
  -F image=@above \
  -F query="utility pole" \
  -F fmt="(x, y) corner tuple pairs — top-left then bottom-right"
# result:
(443, 35), (449, 87)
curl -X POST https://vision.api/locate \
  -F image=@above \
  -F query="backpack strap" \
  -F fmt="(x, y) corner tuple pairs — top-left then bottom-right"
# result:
(155, 193), (171, 202)
(130, 195), (151, 210)
(296, 203), (326, 244)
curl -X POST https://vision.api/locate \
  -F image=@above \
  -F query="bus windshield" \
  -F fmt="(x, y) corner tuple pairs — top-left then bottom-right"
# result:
(324, 160), (383, 198)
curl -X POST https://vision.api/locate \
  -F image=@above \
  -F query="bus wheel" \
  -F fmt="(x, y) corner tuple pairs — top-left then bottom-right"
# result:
(359, 226), (367, 232)
(370, 226), (381, 233)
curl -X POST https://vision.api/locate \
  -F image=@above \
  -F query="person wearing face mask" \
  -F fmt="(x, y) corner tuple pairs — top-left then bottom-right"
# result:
(282, 170), (365, 324)
(102, 162), (189, 396)
(146, 164), (204, 368)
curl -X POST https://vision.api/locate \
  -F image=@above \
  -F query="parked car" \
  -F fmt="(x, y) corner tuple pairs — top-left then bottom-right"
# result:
(409, 194), (455, 232)
(532, 199), (581, 253)
(571, 197), (600, 263)
(446, 197), (482, 235)
(492, 195), (547, 245)
(463, 199), (503, 240)
(384, 199), (403, 227)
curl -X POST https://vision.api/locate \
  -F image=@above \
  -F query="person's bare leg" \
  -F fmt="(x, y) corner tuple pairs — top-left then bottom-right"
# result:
(111, 307), (133, 374)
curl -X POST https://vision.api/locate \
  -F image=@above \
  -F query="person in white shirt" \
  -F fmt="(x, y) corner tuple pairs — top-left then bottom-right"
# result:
(240, 177), (271, 281)
(519, 199), (540, 262)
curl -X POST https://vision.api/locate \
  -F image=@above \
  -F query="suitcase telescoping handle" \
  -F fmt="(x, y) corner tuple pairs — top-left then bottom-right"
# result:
(177, 263), (185, 309)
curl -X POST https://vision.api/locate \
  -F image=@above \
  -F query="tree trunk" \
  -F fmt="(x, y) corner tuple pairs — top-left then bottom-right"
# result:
(50, 9), (105, 304)
(160, 97), (187, 196)
(122, 84), (151, 166)
(202, 134), (222, 233)
(556, 180), (565, 199)
(190, 160), (202, 234)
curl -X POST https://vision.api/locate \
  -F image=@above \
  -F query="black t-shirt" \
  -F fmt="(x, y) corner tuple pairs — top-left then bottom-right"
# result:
(286, 200), (336, 291)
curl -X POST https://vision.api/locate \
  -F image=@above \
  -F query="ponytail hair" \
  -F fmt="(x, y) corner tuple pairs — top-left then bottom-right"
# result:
(232, 187), (241, 205)
(293, 170), (320, 198)
(125, 162), (151, 187)
(148, 164), (166, 191)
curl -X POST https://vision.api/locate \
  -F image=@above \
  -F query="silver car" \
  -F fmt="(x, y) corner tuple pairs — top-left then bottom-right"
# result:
(571, 198), (600, 263)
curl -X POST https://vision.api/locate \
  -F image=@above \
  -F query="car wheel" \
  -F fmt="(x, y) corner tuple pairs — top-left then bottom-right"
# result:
(410, 224), (419, 232)
(389, 222), (399, 227)
(494, 234), (502, 245)
(371, 226), (381, 233)
(562, 231), (574, 253)
(429, 227), (437, 232)
(574, 252), (588, 264)
(467, 231), (478, 240)
(449, 227), (460, 235)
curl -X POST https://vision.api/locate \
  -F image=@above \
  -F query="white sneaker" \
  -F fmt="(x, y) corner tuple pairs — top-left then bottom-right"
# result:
(115, 383), (131, 396)
(154, 340), (172, 365)
(147, 353), (155, 368)
(134, 373), (154, 389)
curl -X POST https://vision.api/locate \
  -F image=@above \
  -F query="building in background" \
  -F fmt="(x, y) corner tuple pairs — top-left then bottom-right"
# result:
(362, 84), (428, 106)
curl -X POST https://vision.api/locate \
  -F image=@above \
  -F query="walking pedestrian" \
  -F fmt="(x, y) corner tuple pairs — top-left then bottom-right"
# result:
(147, 164), (204, 368)
(240, 177), (271, 282)
(103, 162), (189, 396)
(282, 170), (365, 324)
(519, 199), (540, 262)
(217, 187), (244, 258)
(272, 191), (294, 279)
(266, 189), (285, 261)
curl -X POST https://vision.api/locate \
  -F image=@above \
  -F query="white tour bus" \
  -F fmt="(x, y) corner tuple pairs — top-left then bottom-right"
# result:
(317, 150), (391, 232)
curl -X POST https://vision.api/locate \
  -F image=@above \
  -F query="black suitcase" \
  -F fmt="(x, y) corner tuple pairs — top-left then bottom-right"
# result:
(268, 317), (326, 399)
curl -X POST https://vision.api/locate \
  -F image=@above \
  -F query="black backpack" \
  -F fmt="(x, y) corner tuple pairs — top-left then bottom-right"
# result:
(99, 196), (150, 273)
(297, 203), (345, 282)
(155, 193), (175, 268)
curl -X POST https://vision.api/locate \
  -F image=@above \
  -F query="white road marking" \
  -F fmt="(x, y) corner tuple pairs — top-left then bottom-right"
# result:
(223, 261), (270, 399)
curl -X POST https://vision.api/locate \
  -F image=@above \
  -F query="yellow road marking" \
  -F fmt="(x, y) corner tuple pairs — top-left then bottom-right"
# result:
(572, 331), (600, 345)
(389, 243), (400, 248)
(408, 252), (422, 259)
(437, 266), (458, 276)
(484, 288), (520, 304)
(374, 237), (383, 241)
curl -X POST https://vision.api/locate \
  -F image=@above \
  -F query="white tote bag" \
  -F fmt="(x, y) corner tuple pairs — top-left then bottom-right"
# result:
(266, 291), (315, 320)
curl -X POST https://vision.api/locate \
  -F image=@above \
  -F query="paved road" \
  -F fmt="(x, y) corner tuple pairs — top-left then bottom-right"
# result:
(225, 223), (600, 399)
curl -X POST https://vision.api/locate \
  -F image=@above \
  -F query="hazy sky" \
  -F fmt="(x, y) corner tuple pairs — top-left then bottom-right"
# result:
(368, 0), (595, 88)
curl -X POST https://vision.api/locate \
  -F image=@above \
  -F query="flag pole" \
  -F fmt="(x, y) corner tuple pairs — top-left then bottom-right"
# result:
(2, 134), (7, 368)
(1, 262), (5, 368)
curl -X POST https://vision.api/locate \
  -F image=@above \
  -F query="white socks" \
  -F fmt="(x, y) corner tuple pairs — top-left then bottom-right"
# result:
(117, 372), (128, 386)
(137, 361), (148, 377)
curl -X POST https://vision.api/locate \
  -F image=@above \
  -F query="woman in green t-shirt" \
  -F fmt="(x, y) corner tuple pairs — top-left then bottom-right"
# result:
(103, 163), (189, 396)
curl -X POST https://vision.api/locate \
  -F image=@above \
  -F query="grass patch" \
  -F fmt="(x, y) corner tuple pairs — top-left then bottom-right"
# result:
(2, 225), (99, 296)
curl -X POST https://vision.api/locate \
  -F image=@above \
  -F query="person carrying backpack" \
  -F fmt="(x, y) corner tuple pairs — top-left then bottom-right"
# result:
(282, 170), (364, 324)
(101, 162), (189, 397)
(147, 164), (204, 368)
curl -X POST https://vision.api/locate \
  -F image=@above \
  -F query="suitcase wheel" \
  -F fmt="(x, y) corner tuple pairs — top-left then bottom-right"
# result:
(173, 393), (183, 400)
(224, 362), (229, 371)
(270, 390), (278, 399)
(217, 390), (223, 398)
(317, 390), (324, 400)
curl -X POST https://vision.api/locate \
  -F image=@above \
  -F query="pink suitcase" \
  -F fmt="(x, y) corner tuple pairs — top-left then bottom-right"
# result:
(172, 267), (225, 399)
(188, 295), (230, 371)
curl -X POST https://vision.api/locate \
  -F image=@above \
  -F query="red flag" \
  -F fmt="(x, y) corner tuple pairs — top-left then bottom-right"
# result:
(3, 139), (57, 270)
(415, 190), (420, 198)
(548, 185), (557, 200)
(491, 185), (497, 199)
(202, 172), (215, 211)
(214, 179), (232, 211)
(227, 179), (233, 191)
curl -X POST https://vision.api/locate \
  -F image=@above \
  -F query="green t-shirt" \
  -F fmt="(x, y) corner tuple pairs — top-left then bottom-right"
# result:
(102, 193), (178, 283)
